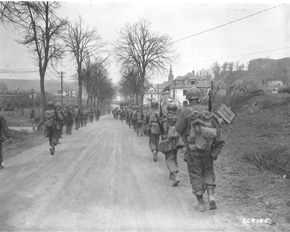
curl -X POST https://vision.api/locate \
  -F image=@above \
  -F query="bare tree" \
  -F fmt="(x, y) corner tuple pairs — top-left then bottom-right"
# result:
(64, 16), (105, 106)
(114, 19), (174, 106)
(118, 67), (141, 104)
(211, 61), (221, 79)
(0, 2), (67, 130)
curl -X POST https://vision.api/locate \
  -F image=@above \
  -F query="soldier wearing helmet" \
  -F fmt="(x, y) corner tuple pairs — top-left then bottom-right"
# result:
(64, 105), (74, 135)
(44, 101), (58, 155)
(143, 100), (162, 162)
(95, 107), (101, 121)
(74, 104), (80, 130)
(158, 102), (181, 186)
(175, 86), (224, 212)
(133, 105), (144, 136)
(54, 102), (64, 143)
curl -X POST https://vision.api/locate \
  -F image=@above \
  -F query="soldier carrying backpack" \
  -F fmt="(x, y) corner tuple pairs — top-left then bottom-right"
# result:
(143, 100), (162, 162)
(159, 103), (182, 187)
(44, 101), (58, 155)
(134, 106), (143, 136)
(175, 87), (224, 212)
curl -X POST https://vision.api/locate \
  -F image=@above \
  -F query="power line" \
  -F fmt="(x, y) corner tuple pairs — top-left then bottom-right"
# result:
(174, 46), (290, 66)
(172, 3), (285, 43)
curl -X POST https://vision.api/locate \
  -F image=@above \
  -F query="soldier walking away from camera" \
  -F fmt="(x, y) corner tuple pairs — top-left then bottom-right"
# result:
(88, 107), (94, 123)
(135, 106), (144, 136)
(160, 103), (181, 186)
(0, 115), (12, 169)
(64, 105), (74, 135)
(143, 100), (162, 162)
(55, 103), (64, 143)
(83, 106), (88, 126)
(131, 106), (137, 131)
(95, 107), (101, 121)
(79, 106), (84, 127)
(120, 107), (125, 122)
(44, 101), (58, 155)
(74, 104), (80, 130)
(175, 87), (224, 212)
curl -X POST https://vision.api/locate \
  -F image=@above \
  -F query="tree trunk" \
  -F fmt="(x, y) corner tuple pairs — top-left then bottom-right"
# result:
(78, 79), (82, 106)
(77, 66), (82, 106)
(140, 76), (145, 107)
(37, 71), (46, 131)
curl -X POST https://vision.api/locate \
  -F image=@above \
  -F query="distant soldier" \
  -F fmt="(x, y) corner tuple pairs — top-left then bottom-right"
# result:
(175, 87), (224, 212)
(83, 106), (88, 126)
(74, 104), (80, 130)
(134, 106), (144, 136)
(130, 106), (136, 130)
(88, 107), (94, 123)
(0, 115), (12, 169)
(95, 107), (101, 121)
(120, 108), (126, 122)
(126, 106), (131, 126)
(143, 100), (162, 162)
(55, 103), (64, 143)
(159, 103), (180, 186)
(79, 106), (84, 127)
(44, 101), (58, 155)
(64, 105), (74, 135)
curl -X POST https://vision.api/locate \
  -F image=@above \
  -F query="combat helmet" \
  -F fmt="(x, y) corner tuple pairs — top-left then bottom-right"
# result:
(151, 100), (158, 108)
(55, 102), (61, 107)
(186, 87), (201, 100)
(47, 101), (54, 107)
(167, 103), (178, 112)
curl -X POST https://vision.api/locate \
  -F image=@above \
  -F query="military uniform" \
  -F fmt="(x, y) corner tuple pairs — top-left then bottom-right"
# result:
(44, 101), (59, 155)
(95, 108), (101, 121)
(143, 100), (161, 162)
(0, 116), (12, 169)
(175, 87), (224, 212)
(64, 106), (74, 135)
(74, 105), (80, 130)
(134, 107), (144, 136)
(160, 103), (180, 186)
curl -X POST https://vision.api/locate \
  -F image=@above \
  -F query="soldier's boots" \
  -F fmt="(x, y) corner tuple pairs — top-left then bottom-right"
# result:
(195, 195), (206, 212)
(152, 150), (158, 162)
(0, 163), (4, 169)
(207, 185), (217, 210)
(171, 172), (180, 187)
(50, 146), (55, 155)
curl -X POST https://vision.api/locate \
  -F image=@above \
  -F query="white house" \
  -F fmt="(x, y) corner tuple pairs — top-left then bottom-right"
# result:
(143, 86), (160, 106)
(162, 68), (211, 106)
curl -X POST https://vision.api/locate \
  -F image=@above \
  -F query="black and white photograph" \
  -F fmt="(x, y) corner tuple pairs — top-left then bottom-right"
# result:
(0, 1), (289, 231)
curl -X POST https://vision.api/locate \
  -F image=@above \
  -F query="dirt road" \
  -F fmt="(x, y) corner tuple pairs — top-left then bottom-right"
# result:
(0, 115), (267, 231)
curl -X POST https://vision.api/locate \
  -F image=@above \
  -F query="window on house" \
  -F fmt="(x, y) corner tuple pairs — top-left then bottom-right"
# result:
(151, 94), (153, 98)
(183, 90), (187, 96)
(191, 80), (195, 85)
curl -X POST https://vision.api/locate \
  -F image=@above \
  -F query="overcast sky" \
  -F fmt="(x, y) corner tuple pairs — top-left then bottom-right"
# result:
(0, 1), (289, 85)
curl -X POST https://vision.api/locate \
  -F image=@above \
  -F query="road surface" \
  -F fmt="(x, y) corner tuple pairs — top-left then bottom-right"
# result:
(0, 115), (252, 231)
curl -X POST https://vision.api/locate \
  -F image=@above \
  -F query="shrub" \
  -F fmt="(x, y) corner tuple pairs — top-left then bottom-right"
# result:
(278, 87), (290, 94)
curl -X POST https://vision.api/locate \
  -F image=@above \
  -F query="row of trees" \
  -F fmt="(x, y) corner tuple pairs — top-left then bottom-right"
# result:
(0, 2), (115, 129)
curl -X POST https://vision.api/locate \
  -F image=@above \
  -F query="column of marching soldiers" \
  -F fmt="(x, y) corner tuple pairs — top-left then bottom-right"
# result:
(111, 86), (225, 213)
(44, 101), (102, 155)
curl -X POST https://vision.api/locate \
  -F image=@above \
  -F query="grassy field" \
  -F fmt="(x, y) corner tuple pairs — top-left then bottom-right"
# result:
(220, 93), (290, 230)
